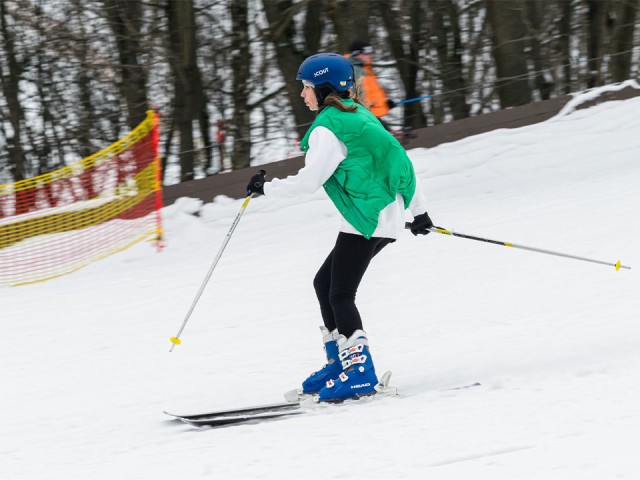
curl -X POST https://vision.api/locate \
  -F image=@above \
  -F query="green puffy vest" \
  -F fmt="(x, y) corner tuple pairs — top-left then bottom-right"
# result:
(300, 98), (416, 239)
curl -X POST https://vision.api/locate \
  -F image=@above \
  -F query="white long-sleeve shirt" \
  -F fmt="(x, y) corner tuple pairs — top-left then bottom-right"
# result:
(263, 126), (428, 240)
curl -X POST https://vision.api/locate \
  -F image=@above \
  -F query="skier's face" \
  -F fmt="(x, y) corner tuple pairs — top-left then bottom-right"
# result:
(357, 53), (372, 66)
(301, 81), (319, 111)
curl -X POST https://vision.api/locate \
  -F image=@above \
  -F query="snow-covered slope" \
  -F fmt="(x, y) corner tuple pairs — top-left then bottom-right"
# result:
(2, 84), (639, 479)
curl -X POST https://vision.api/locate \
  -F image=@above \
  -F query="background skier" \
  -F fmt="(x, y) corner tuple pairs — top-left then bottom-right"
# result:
(346, 40), (396, 130)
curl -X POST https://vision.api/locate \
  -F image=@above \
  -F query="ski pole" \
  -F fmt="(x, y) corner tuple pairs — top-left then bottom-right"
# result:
(407, 225), (631, 271)
(169, 194), (252, 351)
(396, 94), (431, 105)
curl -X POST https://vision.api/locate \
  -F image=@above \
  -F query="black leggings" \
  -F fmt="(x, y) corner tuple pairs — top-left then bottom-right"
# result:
(313, 232), (394, 338)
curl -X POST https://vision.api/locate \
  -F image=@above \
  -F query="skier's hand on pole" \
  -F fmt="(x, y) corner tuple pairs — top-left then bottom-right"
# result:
(246, 169), (267, 196)
(404, 223), (631, 271)
(408, 212), (434, 236)
(169, 189), (256, 351)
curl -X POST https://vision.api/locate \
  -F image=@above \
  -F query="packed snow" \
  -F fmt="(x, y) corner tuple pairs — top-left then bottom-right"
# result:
(2, 83), (639, 479)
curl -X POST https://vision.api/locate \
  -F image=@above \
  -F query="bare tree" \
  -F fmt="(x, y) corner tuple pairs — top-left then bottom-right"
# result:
(262, 0), (318, 140)
(230, 0), (251, 169)
(0, 0), (27, 186)
(523, 0), (554, 100)
(431, 0), (470, 120)
(375, 0), (427, 128)
(326, 0), (369, 51)
(557, 0), (573, 94)
(609, 0), (639, 82)
(586, 0), (609, 88)
(103, 0), (149, 130)
(166, 0), (207, 182)
(484, 0), (532, 107)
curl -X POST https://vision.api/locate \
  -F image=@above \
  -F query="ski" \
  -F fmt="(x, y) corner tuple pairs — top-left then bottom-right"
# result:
(165, 402), (304, 427)
(164, 401), (301, 422)
(165, 371), (397, 428)
(164, 374), (480, 428)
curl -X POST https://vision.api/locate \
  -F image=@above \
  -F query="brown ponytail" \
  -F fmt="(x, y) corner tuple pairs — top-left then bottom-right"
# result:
(320, 86), (365, 113)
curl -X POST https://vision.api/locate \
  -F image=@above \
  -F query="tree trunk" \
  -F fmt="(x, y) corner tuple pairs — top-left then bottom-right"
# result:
(0, 0), (27, 185)
(230, 0), (251, 170)
(524, 0), (553, 100)
(609, 0), (639, 83)
(485, 0), (532, 107)
(586, 0), (608, 88)
(431, 0), (470, 120)
(375, 0), (427, 128)
(167, 0), (205, 182)
(557, 0), (573, 94)
(103, 0), (149, 130)
(304, 0), (326, 52)
(262, 0), (317, 141)
(326, 0), (369, 52)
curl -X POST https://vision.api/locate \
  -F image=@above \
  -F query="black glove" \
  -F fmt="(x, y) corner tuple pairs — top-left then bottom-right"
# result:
(246, 169), (266, 196)
(409, 212), (433, 236)
(387, 99), (397, 109)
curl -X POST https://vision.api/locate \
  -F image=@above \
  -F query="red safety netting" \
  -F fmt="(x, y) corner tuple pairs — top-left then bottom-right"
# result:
(0, 111), (163, 286)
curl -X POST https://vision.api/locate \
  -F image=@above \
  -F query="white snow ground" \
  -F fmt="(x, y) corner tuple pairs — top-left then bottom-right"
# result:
(2, 83), (639, 479)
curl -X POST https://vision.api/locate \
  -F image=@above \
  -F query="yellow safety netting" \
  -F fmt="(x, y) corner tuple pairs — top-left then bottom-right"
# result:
(0, 111), (163, 286)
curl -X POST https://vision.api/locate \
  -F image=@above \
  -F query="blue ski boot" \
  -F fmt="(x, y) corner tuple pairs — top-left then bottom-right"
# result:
(318, 329), (378, 402)
(301, 326), (342, 394)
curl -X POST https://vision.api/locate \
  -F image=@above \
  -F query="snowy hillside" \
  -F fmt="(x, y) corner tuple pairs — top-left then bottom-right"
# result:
(2, 83), (639, 479)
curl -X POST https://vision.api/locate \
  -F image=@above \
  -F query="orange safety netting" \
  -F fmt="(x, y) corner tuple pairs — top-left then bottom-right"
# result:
(0, 110), (163, 286)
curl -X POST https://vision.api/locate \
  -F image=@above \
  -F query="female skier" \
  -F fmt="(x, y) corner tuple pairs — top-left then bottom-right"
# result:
(246, 53), (434, 402)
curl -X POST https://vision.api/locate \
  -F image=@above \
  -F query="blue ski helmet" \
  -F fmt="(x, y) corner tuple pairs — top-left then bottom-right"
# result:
(296, 53), (354, 92)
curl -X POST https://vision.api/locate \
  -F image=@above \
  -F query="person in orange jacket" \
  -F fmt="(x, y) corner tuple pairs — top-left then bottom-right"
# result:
(346, 40), (396, 129)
